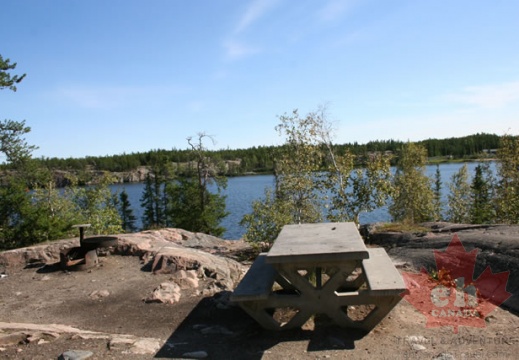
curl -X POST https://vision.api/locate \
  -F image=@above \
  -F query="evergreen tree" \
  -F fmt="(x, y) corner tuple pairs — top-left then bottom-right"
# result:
(140, 174), (159, 229)
(166, 177), (227, 236)
(470, 163), (494, 223)
(165, 133), (228, 236)
(0, 55), (26, 91)
(119, 189), (137, 232)
(433, 164), (443, 220)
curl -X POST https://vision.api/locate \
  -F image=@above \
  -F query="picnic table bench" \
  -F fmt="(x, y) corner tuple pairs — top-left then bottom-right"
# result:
(231, 222), (406, 331)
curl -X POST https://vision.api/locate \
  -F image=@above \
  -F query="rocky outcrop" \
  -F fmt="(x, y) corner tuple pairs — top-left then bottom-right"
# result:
(361, 222), (519, 313)
(0, 322), (161, 356)
(0, 228), (248, 292)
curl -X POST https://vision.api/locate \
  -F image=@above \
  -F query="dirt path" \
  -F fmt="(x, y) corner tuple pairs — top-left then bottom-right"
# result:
(1, 255), (518, 359)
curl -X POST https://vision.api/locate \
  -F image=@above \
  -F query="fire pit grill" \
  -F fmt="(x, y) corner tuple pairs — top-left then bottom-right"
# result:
(60, 224), (118, 271)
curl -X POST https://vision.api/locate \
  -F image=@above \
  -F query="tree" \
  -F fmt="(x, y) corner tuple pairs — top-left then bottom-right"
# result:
(326, 151), (393, 224)
(494, 134), (519, 223)
(273, 110), (323, 225)
(72, 174), (122, 235)
(0, 55), (40, 249)
(28, 180), (82, 242)
(139, 160), (173, 229)
(165, 133), (228, 236)
(140, 173), (162, 229)
(470, 163), (494, 224)
(389, 142), (436, 224)
(1, 55), (35, 167)
(0, 120), (37, 166)
(119, 189), (137, 232)
(242, 106), (393, 247)
(433, 164), (443, 220)
(242, 109), (325, 246)
(0, 55), (26, 91)
(446, 164), (472, 223)
(240, 189), (293, 250)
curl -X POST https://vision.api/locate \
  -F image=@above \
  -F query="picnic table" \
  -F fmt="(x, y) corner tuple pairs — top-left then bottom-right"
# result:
(231, 222), (406, 331)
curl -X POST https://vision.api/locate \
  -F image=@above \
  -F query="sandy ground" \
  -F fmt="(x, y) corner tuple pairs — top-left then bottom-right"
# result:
(1, 254), (518, 359)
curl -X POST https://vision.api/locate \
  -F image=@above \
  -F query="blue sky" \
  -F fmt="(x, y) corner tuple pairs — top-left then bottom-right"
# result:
(2, 0), (518, 159)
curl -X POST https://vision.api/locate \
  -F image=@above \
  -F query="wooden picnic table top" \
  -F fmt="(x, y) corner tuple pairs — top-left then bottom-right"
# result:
(266, 222), (369, 265)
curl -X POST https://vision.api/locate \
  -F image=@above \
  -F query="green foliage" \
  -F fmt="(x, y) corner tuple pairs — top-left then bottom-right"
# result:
(326, 152), (393, 224)
(28, 181), (82, 241)
(240, 189), (293, 250)
(242, 106), (395, 246)
(274, 110), (324, 225)
(0, 177), (34, 249)
(494, 135), (519, 223)
(27, 133), (501, 176)
(374, 222), (430, 234)
(0, 120), (37, 166)
(433, 164), (442, 220)
(72, 175), (122, 235)
(140, 173), (162, 229)
(0, 55), (26, 91)
(150, 133), (230, 237)
(470, 163), (495, 224)
(389, 142), (436, 224)
(119, 190), (137, 232)
(166, 177), (228, 237)
(446, 164), (472, 223)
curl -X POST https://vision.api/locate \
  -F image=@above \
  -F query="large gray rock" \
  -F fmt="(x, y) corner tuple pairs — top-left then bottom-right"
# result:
(0, 228), (246, 291)
(362, 222), (519, 312)
(0, 239), (78, 271)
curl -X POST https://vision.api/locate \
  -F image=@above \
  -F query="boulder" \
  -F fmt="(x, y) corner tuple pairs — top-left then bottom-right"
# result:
(0, 229), (246, 292)
(144, 282), (182, 304)
(0, 239), (78, 271)
(362, 222), (519, 312)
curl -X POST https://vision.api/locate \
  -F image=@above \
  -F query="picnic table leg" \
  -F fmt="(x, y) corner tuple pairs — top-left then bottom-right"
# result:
(275, 274), (297, 293)
(357, 296), (402, 332)
(321, 262), (358, 294)
(238, 301), (283, 330)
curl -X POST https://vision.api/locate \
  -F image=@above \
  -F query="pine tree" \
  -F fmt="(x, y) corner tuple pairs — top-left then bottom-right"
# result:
(119, 190), (137, 232)
(470, 163), (494, 223)
(140, 174), (159, 229)
(433, 164), (443, 220)
(164, 133), (228, 236)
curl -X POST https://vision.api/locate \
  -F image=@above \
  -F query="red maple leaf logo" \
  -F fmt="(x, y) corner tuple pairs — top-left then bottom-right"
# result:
(401, 233), (511, 333)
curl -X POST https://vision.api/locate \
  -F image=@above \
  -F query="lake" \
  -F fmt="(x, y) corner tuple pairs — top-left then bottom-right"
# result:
(110, 162), (494, 240)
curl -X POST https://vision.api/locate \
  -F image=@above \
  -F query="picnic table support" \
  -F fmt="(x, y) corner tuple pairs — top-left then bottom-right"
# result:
(231, 223), (406, 332)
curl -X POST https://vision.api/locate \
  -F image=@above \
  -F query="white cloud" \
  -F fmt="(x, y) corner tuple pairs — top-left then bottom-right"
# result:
(318, 0), (358, 22)
(223, 40), (261, 60)
(222, 0), (279, 61)
(50, 85), (185, 110)
(445, 81), (519, 109)
(235, 0), (280, 34)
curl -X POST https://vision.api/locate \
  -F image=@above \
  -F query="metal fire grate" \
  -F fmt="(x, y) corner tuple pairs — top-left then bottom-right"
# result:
(60, 224), (118, 271)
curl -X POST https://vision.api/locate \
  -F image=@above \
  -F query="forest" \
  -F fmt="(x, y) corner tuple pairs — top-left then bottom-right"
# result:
(25, 133), (500, 176)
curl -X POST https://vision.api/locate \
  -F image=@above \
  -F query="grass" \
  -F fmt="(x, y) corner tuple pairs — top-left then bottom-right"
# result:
(374, 222), (430, 234)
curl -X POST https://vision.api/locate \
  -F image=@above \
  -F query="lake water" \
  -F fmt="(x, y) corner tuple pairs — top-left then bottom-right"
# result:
(110, 162), (495, 240)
